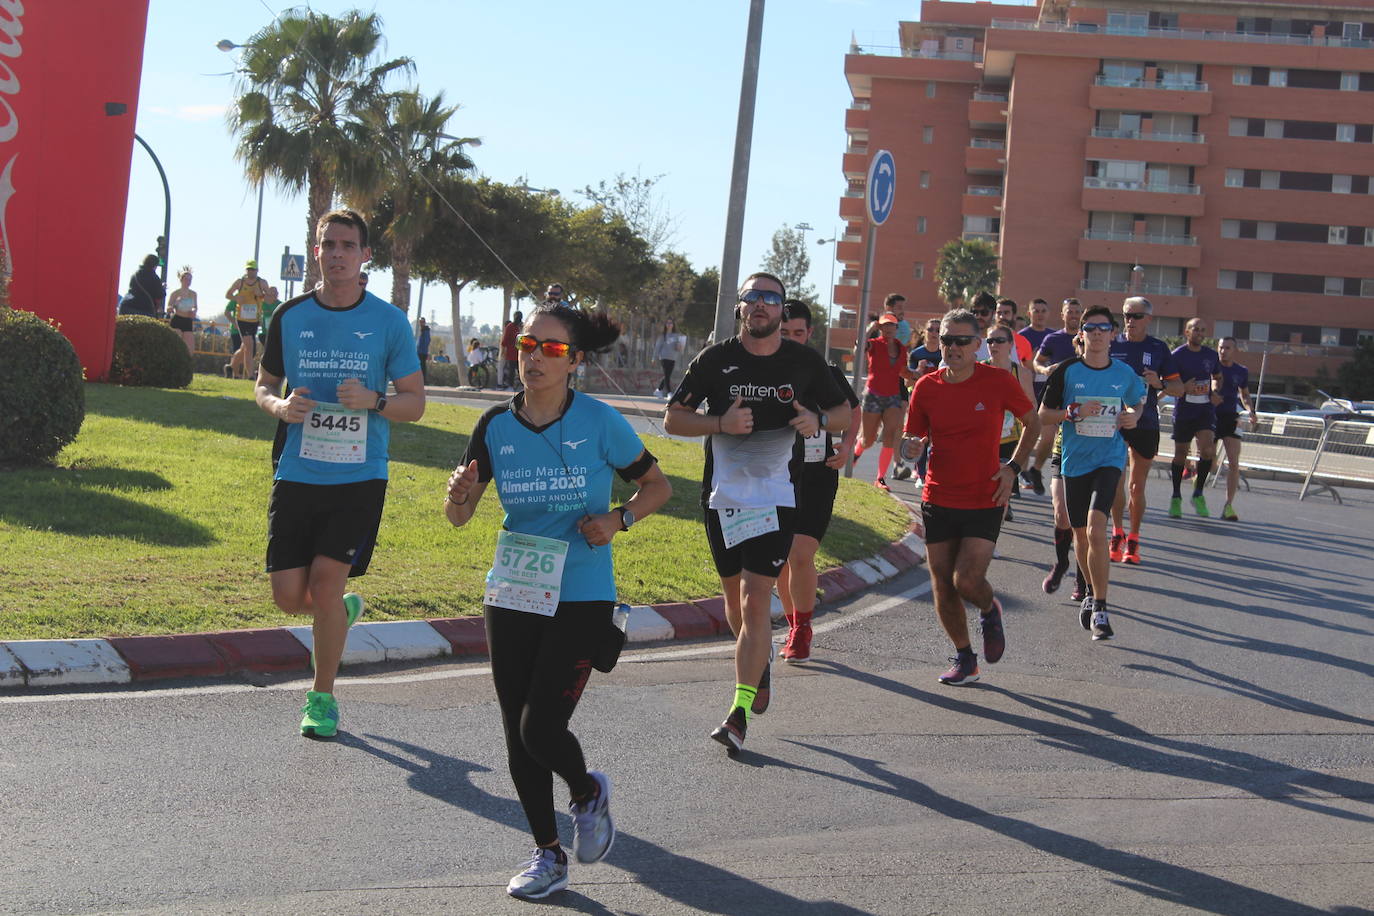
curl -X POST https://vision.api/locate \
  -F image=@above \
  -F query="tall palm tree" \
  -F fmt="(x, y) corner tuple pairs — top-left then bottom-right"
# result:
(227, 9), (411, 288)
(935, 238), (1000, 306)
(347, 88), (476, 313)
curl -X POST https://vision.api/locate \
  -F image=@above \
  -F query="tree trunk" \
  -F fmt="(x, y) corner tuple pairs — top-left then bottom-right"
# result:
(447, 276), (471, 361)
(502, 284), (512, 327)
(305, 162), (333, 291)
(389, 238), (413, 312)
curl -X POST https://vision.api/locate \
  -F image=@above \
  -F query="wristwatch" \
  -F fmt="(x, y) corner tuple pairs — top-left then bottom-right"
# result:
(1004, 458), (1022, 476)
(615, 506), (635, 531)
(373, 393), (388, 413)
(818, 411), (828, 430)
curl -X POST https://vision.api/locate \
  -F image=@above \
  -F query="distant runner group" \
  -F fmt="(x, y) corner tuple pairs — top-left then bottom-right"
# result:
(254, 209), (1259, 901)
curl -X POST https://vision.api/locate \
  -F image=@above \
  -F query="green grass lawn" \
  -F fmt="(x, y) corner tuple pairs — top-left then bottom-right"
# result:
(0, 376), (911, 640)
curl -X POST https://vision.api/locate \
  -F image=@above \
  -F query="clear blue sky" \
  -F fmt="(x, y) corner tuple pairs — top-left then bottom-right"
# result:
(122, 0), (934, 341)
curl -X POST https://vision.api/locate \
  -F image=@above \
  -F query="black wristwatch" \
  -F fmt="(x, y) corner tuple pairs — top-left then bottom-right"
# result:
(373, 393), (387, 413)
(615, 506), (635, 531)
(1004, 459), (1022, 476)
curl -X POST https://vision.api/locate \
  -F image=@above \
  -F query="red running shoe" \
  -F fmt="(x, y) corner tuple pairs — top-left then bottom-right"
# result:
(1109, 531), (1126, 563)
(1123, 537), (1141, 565)
(781, 624), (812, 664)
(938, 653), (980, 686)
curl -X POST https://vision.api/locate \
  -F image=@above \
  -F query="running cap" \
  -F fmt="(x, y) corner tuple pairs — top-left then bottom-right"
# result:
(878, 313), (899, 325)
(245, 259), (258, 269)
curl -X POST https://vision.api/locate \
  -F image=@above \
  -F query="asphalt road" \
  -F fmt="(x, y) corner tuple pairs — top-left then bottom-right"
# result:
(2, 427), (1373, 914)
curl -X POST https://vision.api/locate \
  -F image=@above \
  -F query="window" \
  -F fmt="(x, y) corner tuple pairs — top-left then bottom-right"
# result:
(1107, 10), (1148, 35)
(914, 262), (925, 279)
(1225, 168), (1244, 187)
(1250, 322), (1269, 341)
(1229, 118), (1248, 137)
(963, 215), (997, 233)
(1334, 174), (1353, 193)
(1221, 219), (1240, 238)
(1218, 270), (1238, 289)
(1254, 272), (1273, 291)
(1270, 69), (1288, 87)
(920, 170), (930, 189)
(1257, 221), (1277, 241)
(1362, 278), (1374, 297)
(1338, 123), (1357, 142)
(1322, 327), (1340, 345)
(922, 126), (934, 144)
(1234, 68), (1252, 86)
(1366, 227), (1374, 246)
(917, 216), (927, 234)
(1341, 72), (1359, 91)
(926, 81), (937, 98)
(1261, 170), (1280, 189)
(1330, 225), (1349, 244)
(1325, 276), (1345, 295)
(1215, 320), (1234, 338)
(1264, 119), (1284, 138)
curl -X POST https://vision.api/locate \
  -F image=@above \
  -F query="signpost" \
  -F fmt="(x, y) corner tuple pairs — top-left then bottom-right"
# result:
(280, 246), (305, 299)
(846, 150), (895, 478)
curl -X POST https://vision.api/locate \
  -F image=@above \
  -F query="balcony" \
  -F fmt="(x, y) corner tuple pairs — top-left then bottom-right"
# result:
(962, 231), (1000, 245)
(1089, 127), (1203, 143)
(1080, 279), (1193, 297)
(1081, 178), (1204, 217)
(966, 143), (1006, 175)
(988, 18), (1374, 50)
(968, 97), (1007, 128)
(1078, 230), (1201, 268)
(844, 106), (869, 133)
(1088, 81), (1211, 116)
(839, 195), (866, 220)
(843, 152), (868, 178)
(967, 185), (1002, 196)
(963, 189), (1001, 216)
(1085, 132), (1208, 167)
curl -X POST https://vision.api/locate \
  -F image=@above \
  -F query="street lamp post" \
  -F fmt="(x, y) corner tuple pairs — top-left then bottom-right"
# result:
(133, 133), (171, 287)
(815, 230), (840, 357)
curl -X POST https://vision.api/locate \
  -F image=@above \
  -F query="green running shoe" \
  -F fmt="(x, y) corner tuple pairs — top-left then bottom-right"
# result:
(1192, 494), (1210, 518)
(344, 592), (365, 628)
(300, 690), (339, 738)
(1221, 503), (1239, 521)
(1168, 496), (1183, 518)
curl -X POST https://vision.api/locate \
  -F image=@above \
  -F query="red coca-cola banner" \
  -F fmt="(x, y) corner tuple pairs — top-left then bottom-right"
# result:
(4, 0), (150, 380)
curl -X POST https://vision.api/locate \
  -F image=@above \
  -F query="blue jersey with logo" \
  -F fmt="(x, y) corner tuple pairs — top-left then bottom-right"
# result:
(1041, 357), (1147, 477)
(464, 391), (647, 602)
(1217, 362), (1249, 414)
(262, 290), (421, 484)
(1109, 334), (1177, 429)
(1172, 344), (1221, 422)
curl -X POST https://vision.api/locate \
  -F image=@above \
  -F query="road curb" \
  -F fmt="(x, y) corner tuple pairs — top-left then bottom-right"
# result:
(0, 482), (925, 689)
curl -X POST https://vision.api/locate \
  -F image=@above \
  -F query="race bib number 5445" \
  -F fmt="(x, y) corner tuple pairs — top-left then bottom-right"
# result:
(300, 403), (368, 463)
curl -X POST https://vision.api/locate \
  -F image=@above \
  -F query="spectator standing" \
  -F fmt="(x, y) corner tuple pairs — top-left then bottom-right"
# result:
(121, 254), (164, 317)
(416, 316), (432, 384)
(500, 311), (524, 390)
(652, 318), (687, 398)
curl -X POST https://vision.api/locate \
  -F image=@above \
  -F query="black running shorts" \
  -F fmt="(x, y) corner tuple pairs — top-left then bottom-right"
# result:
(1064, 466), (1122, 529)
(170, 314), (194, 332)
(794, 464), (839, 541)
(705, 506), (797, 578)
(1215, 412), (1242, 440)
(1171, 415), (1216, 443)
(1121, 425), (1160, 460)
(237, 320), (260, 340)
(267, 478), (388, 576)
(920, 503), (1004, 545)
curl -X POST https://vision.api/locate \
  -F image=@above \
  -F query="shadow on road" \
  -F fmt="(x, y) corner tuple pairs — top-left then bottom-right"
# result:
(337, 732), (872, 915)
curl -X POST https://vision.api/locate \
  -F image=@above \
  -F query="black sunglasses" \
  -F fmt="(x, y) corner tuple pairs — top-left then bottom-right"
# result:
(940, 334), (978, 347)
(739, 289), (784, 306)
(986, 336), (1011, 345)
(1123, 312), (1148, 320)
(1081, 321), (1115, 332)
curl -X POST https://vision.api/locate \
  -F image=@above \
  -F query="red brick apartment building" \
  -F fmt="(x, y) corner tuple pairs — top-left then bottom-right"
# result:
(835, 0), (1374, 381)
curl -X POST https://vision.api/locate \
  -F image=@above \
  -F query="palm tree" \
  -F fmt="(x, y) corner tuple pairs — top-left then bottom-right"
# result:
(227, 9), (412, 288)
(347, 88), (476, 313)
(935, 238), (1000, 306)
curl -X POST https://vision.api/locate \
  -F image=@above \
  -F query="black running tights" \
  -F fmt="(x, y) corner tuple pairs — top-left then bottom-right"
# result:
(485, 601), (608, 846)
(659, 358), (676, 392)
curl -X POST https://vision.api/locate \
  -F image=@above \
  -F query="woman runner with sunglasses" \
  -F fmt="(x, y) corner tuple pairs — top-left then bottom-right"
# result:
(444, 304), (672, 901)
(983, 325), (1035, 520)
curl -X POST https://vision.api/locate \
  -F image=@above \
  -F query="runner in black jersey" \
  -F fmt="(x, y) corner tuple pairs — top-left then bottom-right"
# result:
(664, 272), (849, 755)
(776, 300), (861, 664)
(255, 209), (426, 739)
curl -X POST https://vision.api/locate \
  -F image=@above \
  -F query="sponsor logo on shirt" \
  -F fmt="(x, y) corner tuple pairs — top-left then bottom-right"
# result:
(562, 439), (587, 450)
(729, 382), (794, 404)
(299, 330), (315, 339)
(354, 331), (374, 339)
(974, 402), (986, 411)
(500, 445), (515, 455)
(722, 365), (740, 374)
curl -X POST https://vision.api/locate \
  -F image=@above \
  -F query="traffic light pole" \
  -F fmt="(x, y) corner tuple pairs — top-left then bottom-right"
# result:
(134, 133), (171, 286)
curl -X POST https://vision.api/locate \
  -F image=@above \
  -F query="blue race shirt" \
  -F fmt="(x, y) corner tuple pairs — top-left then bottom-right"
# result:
(1041, 357), (1147, 477)
(1109, 334), (1178, 429)
(464, 391), (647, 602)
(1171, 344), (1221, 422)
(1217, 362), (1250, 414)
(262, 290), (421, 484)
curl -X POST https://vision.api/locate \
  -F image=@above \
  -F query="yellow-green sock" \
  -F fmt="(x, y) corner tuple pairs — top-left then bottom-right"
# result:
(731, 683), (757, 721)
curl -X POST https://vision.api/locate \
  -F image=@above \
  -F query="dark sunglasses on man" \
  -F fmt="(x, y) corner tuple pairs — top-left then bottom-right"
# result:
(939, 334), (978, 347)
(739, 289), (784, 306)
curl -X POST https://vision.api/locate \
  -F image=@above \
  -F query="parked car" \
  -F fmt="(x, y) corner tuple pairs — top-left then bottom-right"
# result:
(1254, 394), (1316, 414)
(1319, 399), (1374, 415)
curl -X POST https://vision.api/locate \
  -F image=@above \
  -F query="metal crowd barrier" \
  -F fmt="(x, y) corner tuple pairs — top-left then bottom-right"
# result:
(1158, 406), (1374, 503)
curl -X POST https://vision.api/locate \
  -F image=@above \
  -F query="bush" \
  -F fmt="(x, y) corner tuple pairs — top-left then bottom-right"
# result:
(0, 307), (86, 466)
(109, 316), (193, 388)
(427, 360), (462, 387)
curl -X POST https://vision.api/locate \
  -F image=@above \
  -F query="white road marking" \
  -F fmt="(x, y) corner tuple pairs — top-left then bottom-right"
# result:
(0, 582), (932, 705)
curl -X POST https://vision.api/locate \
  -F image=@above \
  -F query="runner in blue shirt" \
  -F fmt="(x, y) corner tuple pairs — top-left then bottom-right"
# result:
(1168, 318), (1222, 518)
(444, 304), (671, 900)
(1215, 337), (1258, 521)
(1039, 305), (1146, 641)
(1107, 296), (1183, 565)
(256, 209), (426, 739)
